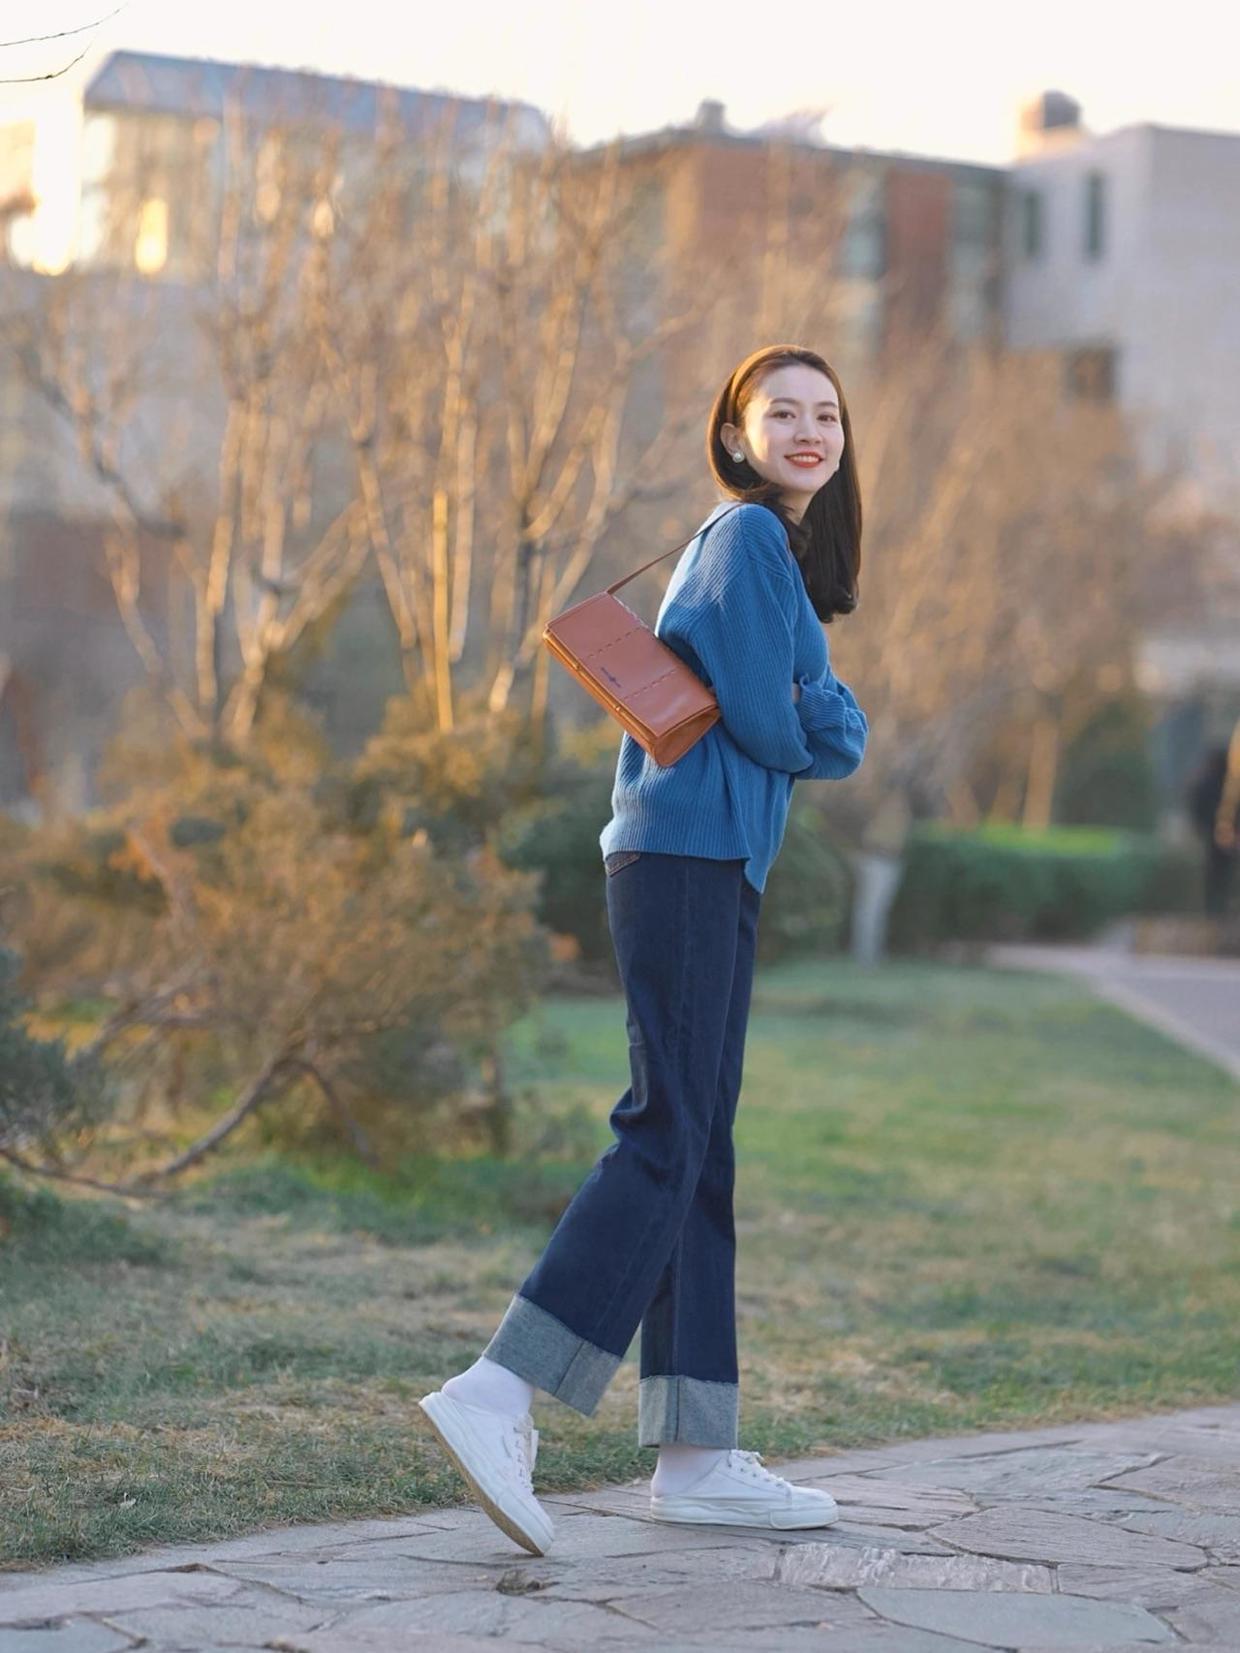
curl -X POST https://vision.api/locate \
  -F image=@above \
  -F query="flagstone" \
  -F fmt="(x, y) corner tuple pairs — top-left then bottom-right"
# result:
(1103, 1508), (1240, 1558)
(1018, 1488), (1183, 1517)
(854, 1426), (1092, 1464)
(99, 1588), (325, 1648)
(805, 1474), (978, 1524)
(780, 1541), (1053, 1593)
(855, 1584), (1177, 1646)
(528, 1545), (782, 1600)
(375, 1512), (747, 1562)
(865, 1446), (1161, 1498)
(321, 1586), (674, 1641)
(532, 1576), (880, 1638)
(11, 1402), (1240, 1653)
(1102, 1454), (1240, 1512)
(931, 1505), (1208, 1569)
(0, 1570), (242, 1628)
(0, 1623), (135, 1653)
(266, 1633), (546, 1652)
(1057, 1561), (1234, 1610)
(1159, 1582), (1240, 1645)
(787, 1523), (961, 1555)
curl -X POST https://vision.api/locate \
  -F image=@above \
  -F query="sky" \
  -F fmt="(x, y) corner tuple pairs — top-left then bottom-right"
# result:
(4, 0), (1238, 165)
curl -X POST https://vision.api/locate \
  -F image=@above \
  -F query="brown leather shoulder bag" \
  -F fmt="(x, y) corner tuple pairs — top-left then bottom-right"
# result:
(541, 503), (742, 766)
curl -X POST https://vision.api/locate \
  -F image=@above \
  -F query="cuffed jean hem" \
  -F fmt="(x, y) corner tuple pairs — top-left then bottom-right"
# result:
(481, 1292), (622, 1418)
(638, 1374), (739, 1448)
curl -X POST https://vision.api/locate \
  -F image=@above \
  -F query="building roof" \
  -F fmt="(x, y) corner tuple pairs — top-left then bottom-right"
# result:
(581, 112), (1005, 183)
(82, 50), (551, 145)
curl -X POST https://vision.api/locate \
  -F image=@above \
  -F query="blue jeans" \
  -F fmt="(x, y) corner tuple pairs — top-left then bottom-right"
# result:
(481, 849), (763, 1447)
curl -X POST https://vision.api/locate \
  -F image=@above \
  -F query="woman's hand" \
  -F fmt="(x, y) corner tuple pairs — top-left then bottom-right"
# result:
(791, 680), (801, 705)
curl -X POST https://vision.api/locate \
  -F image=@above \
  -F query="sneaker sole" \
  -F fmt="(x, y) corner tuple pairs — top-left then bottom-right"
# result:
(649, 1494), (840, 1530)
(418, 1392), (552, 1556)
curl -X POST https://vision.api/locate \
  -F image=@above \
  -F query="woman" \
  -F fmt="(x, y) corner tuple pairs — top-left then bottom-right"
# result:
(420, 344), (869, 1555)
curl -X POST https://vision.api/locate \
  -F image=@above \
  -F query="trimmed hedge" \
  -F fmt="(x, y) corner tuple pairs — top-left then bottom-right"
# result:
(887, 822), (1200, 951)
(757, 799), (853, 963)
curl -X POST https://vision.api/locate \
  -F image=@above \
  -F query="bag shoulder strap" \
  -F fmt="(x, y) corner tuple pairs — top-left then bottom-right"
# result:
(604, 503), (744, 595)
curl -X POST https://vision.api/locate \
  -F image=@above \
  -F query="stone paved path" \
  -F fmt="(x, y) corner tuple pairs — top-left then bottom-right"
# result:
(5, 1403), (1240, 1650)
(988, 943), (1240, 1085)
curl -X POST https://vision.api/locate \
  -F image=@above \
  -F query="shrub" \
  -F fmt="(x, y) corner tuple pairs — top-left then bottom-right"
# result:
(2, 731), (556, 1174)
(1055, 693), (1160, 831)
(0, 943), (112, 1160)
(887, 822), (1197, 951)
(757, 800), (853, 963)
(492, 766), (618, 968)
(0, 1169), (162, 1261)
(352, 693), (547, 855)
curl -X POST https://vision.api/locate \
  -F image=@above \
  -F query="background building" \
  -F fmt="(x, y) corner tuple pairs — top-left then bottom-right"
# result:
(1005, 89), (1240, 516)
(0, 58), (1236, 819)
(580, 96), (1006, 412)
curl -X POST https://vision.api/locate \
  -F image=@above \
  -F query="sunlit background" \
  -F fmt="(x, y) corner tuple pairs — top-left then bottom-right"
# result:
(3, 4), (1240, 1579)
(5, 0), (1240, 271)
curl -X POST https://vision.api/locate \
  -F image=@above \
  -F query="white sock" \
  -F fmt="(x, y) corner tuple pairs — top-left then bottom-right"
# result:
(441, 1354), (536, 1418)
(651, 1443), (729, 1493)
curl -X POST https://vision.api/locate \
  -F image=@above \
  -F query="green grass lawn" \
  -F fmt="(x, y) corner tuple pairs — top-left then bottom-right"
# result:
(3, 958), (1238, 1570)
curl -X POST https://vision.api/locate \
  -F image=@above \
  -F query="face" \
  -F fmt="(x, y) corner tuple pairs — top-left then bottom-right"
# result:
(721, 362), (845, 522)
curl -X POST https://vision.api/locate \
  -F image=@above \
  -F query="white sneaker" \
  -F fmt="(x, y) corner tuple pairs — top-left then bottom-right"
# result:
(418, 1389), (555, 1555)
(650, 1448), (840, 1530)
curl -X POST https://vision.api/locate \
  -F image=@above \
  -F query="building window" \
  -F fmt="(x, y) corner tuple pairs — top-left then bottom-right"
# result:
(953, 176), (994, 249)
(134, 196), (168, 274)
(1064, 344), (1116, 402)
(838, 170), (886, 279)
(1020, 187), (1042, 259)
(1084, 171), (1106, 260)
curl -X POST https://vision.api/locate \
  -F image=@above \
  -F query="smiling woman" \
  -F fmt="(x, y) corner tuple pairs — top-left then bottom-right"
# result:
(419, 343), (867, 1559)
(711, 343), (862, 624)
(728, 382), (841, 493)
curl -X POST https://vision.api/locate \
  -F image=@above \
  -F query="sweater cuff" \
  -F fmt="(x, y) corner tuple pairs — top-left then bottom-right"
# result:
(795, 674), (849, 736)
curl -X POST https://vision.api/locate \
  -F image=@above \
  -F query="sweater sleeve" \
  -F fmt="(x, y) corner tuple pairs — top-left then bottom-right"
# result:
(794, 663), (869, 780)
(681, 520), (816, 776)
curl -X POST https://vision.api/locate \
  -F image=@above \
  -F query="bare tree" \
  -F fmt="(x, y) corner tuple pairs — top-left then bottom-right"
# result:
(0, 94), (375, 750)
(819, 329), (1204, 836)
(2, 99), (760, 753)
(305, 113), (744, 739)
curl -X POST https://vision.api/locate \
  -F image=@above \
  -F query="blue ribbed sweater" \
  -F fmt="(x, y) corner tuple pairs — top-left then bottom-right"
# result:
(598, 499), (869, 893)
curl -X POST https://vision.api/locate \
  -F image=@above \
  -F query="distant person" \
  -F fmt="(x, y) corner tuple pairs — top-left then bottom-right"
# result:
(418, 345), (869, 1554)
(1186, 730), (1240, 918)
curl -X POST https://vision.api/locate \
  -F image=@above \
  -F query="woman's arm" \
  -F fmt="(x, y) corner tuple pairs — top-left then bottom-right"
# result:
(790, 664), (868, 781)
(681, 525), (816, 775)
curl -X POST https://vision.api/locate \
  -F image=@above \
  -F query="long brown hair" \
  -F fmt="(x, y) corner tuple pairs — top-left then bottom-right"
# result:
(706, 344), (862, 623)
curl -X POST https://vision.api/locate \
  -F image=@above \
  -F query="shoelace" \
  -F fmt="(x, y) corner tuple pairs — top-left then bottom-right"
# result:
(728, 1449), (792, 1494)
(504, 1414), (538, 1496)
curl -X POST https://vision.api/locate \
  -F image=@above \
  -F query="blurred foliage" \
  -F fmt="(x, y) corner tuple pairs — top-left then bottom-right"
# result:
(0, 689), (557, 1175)
(494, 768), (618, 968)
(350, 689), (548, 854)
(0, 936), (113, 1164)
(0, 1166), (161, 1259)
(757, 798), (854, 963)
(887, 822), (1199, 951)
(1054, 692), (1160, 832)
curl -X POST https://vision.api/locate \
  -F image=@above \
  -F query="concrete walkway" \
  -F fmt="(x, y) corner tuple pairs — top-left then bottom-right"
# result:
(988, 943), (1240, 1084)
(5, 1403), (1240, 1650)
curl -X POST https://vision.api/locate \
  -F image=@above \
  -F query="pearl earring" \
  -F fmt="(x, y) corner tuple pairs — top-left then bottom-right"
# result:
(731, 451), (744, 462)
